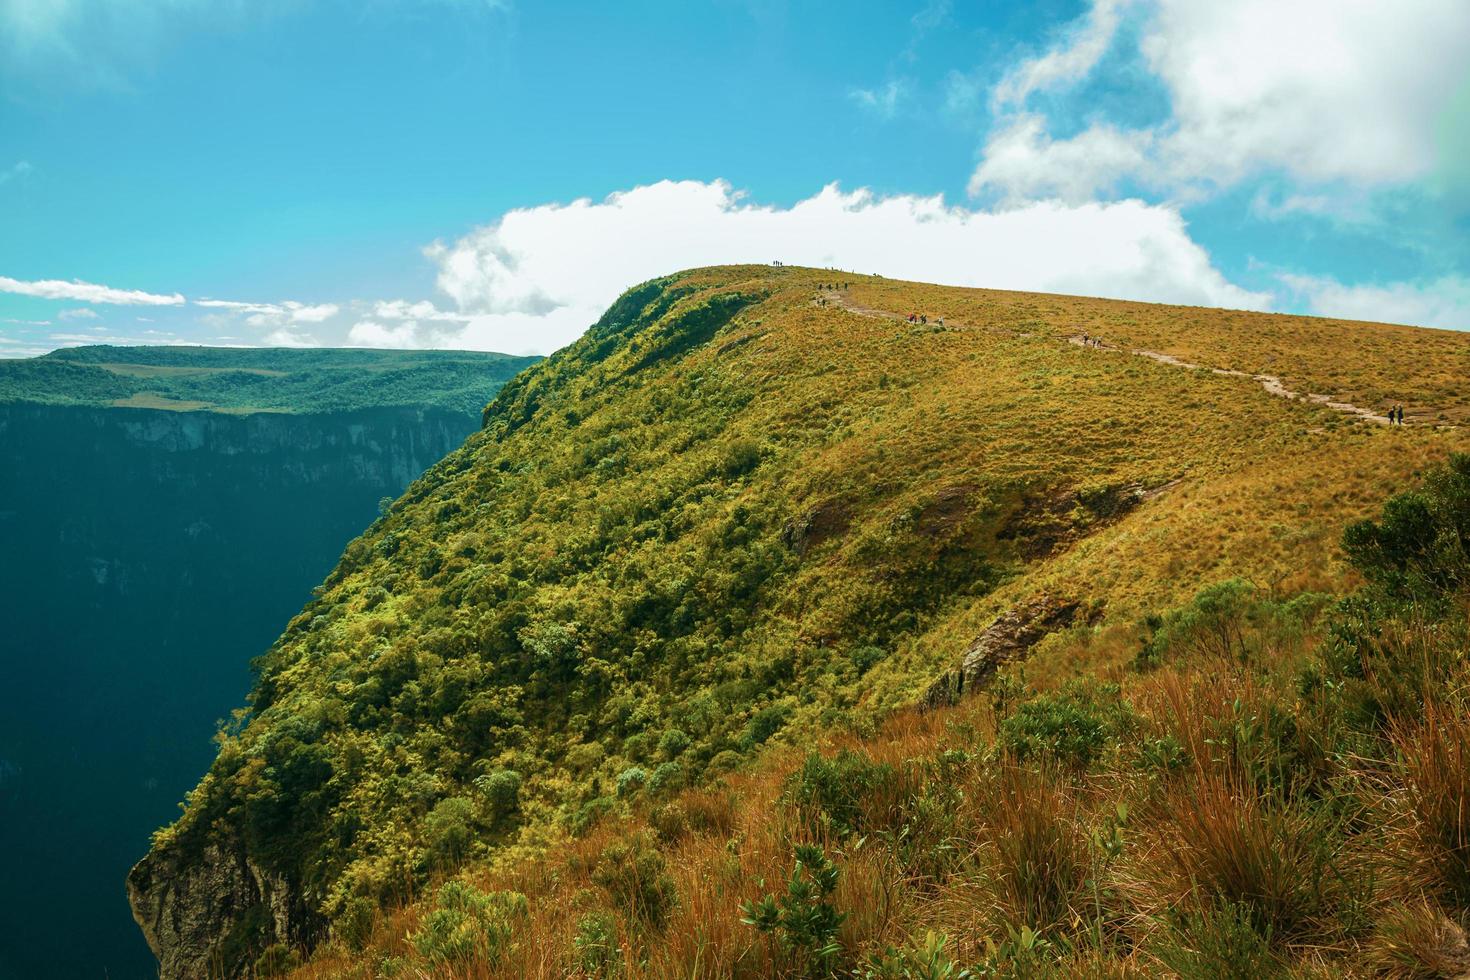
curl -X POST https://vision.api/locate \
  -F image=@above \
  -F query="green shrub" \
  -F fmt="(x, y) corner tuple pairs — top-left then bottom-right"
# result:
(424, 796), (476, 870)
(615, 766), (648, 798)
(648, 761), (683, 795)
(252, 943), (300, 977)
(474, 768), (523, 818)
(859, 930), (967, 980)
(657, 728), (691, 759)
(707, 749), (744, 774)
(786, 750), (895, 836)
(850, 645), (885, 675)
(998, 682), (1136, 768)
(740, 845), (845, 976)
(334, 896), (376, 952)
(592, 832), (678, 926)
(567, 796), (615, 837)
(411, 880), (527, 966)
(742, 702), (794, 749)
(574, 910), (624, 977)
(1342, 454), (1470, 605)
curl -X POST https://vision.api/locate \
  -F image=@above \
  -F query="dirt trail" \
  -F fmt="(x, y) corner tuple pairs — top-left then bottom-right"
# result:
(1110, 343), (1391, 424)
(817, 288), (1402, 426)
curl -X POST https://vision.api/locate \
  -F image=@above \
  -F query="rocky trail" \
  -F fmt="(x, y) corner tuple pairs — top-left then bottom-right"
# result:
(817, 288), (1420, 428)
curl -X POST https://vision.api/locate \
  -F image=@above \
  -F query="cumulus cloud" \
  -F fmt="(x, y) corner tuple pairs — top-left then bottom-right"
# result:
(0, 274), (185, 306)
(263, 327), (318, 348)
(413, 179), (1264, 354)
(57, 307), (100, 320)
(992, 0), (1130, 108)
(969, 115), (1153, 205)
(371, 299), (474, 322)
(971, 0), (1470, 202)
(1281, 273), (1470, 331)
(196, 298), (341, 343)
(348, 319), (423, 348)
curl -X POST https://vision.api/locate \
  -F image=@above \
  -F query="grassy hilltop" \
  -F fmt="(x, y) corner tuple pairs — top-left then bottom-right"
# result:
(134, 265), (1470, 978)
(0, 345), (540, 416)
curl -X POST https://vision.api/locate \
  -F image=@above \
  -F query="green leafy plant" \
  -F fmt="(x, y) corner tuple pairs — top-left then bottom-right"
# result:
(740, 844), (845, 976)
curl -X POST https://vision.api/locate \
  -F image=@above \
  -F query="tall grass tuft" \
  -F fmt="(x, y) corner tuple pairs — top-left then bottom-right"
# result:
(1393, 704), (1470, 907)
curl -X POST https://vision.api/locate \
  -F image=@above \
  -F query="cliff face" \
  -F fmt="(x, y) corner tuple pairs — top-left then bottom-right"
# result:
(0, 403), (479, 980)
(127, 840), (312, 980)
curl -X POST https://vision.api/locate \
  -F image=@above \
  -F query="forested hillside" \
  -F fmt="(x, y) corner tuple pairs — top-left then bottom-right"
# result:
(128, 265), (1470, 978)
(0, 346), (536, 415)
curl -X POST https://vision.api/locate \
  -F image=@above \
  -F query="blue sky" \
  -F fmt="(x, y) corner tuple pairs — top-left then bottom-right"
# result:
(1, 0), (1468, 356)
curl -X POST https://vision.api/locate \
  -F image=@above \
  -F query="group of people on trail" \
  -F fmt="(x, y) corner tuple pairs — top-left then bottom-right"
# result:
(1081, 333), (1103, 348)
(1387, 404), (1406, 425)
(814, 283), (850, 308)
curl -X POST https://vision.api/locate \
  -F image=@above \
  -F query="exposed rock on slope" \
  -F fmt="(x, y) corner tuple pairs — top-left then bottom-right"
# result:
(128, 842), (315, 980)
(920, 596), (1087, 709)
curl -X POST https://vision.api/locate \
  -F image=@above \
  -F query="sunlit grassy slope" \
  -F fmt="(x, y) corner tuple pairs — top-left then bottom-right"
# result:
(138, 265), (1470, 977)
(0, 345), (540, 415)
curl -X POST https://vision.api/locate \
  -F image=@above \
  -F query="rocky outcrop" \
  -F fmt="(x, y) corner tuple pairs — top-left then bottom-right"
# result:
(128, 837), (318, 979)
(921, 595), (1087, 709)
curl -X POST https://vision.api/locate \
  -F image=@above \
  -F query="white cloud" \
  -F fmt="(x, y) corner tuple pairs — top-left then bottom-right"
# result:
(263, 327), (318, 348)
(971, 0), (1470, 202)
(57, 307), (100, 320)
(969, 115), (1153, 205)
(1282, 273), (1470, 331)
(348, 319), (423, 348)
(196, 298), (339, 323)
(992, 0), (1130, 108)
(371, 299), (473, 322)
(0, 274), (184, 305)
(850, 78), (910, 119)
(418, 179), (1265, 355)
(197, 298), (341, 342)
(2, 317), (51, 326)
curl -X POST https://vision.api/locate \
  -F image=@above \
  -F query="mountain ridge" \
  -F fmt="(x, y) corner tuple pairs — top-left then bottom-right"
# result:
(128, 265), (1470, 976)
(0, 345), (540, 416)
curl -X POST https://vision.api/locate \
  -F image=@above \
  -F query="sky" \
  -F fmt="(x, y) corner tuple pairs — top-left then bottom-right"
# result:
(1, 0), (1468, 357)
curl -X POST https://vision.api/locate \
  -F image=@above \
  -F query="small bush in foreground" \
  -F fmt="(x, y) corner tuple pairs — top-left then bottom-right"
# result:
(592, 832), (677, 927)
(741, 844), (845, 976)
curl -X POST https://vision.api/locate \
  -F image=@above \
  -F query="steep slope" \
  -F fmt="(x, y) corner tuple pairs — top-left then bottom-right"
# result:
(130, 266), (1470, 976)
(0, 349), (536, 980)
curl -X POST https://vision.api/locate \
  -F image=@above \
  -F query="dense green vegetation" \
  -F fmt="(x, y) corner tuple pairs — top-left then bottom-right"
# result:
(132, 265), (1470, 977)
(0, 345), (539, 415)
